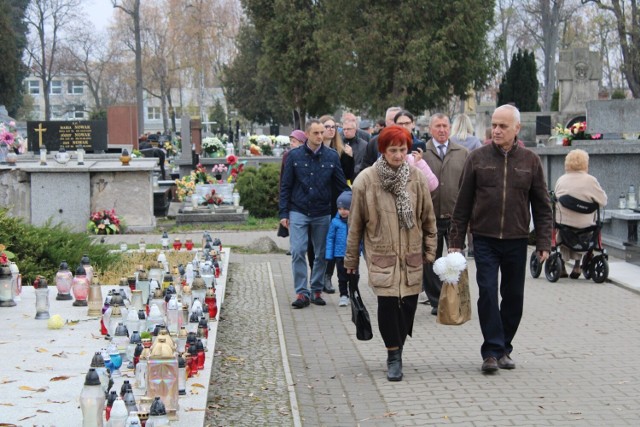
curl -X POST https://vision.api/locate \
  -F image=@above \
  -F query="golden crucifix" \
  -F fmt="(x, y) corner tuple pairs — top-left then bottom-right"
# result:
(35, 123), (47, 147)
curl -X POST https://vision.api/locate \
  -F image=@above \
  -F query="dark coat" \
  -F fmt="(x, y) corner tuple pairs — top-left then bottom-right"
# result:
(279, 143), (349, 219)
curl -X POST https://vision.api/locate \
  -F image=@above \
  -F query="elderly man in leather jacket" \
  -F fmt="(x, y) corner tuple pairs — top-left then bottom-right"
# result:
(449, 104), (552, 374)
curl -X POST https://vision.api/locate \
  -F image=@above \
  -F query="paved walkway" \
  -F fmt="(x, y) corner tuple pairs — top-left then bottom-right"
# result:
(105, 232), (640, 425)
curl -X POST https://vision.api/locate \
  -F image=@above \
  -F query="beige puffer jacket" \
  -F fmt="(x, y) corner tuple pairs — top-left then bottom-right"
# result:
(345, 166), (437, 298)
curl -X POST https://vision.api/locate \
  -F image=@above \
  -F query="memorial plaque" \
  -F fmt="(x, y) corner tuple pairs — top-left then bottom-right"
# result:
(27, 120), (107, 153)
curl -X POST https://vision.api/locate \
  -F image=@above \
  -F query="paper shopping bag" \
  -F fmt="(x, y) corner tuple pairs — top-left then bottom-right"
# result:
(437, 268), (471, 325)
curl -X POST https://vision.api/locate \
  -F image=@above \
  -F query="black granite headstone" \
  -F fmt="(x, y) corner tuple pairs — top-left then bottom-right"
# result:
(27, 120), (107, 153)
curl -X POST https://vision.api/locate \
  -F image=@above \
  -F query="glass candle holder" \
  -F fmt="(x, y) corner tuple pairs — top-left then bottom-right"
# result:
(34, 277), (50, 319)
(55, 261), (73, 300)
(0, 265), (16, 307)
(39, 147), (47, 165)
(87, 281), (103, 316)
(80, 369), (105, 427)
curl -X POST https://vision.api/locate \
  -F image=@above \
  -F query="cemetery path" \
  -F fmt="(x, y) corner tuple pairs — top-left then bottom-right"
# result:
(205, 251), (640, 426)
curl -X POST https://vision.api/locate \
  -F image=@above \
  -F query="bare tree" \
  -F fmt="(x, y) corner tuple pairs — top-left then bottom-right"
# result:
(25, 0), (81, 120)
(59, 28), (117, 113)
(518, 0), (579, 111)
(584, 0), (640, 97)
(111, 0), (143, 132)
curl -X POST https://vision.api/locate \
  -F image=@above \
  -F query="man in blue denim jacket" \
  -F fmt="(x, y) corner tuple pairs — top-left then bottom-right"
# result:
(280, 118), (349, 308)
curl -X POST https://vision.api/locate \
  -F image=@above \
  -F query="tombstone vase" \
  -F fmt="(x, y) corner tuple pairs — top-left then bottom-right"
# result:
(0, 145), (8, 163)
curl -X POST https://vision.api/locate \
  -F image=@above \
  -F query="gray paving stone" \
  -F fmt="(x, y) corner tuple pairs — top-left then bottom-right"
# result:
(205, 250), (640, 426)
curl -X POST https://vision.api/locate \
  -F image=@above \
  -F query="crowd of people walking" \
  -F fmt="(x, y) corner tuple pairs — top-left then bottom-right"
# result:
(278, 105), (605, 380)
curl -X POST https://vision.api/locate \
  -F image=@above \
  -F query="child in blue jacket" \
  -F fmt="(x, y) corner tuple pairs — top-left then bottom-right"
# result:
(325, 191), (357, 306)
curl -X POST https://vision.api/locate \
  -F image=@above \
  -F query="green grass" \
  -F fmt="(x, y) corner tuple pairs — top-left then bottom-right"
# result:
(154, 216), (280, 233)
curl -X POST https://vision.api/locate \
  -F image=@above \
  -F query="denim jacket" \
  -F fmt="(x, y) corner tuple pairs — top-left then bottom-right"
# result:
(279, 143), (349, 218)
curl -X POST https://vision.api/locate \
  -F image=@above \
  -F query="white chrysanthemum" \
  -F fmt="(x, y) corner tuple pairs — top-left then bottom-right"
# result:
(432, 252), (467, 285)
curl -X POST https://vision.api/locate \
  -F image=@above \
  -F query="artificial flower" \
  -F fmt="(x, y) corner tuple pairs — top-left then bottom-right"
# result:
(433, 252), (467, 285)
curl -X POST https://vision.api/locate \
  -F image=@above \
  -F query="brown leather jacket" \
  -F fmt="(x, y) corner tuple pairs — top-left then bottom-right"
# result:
(449, 142), (552, 251)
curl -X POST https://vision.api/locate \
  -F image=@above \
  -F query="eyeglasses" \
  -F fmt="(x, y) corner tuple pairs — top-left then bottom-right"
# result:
(343, 128), (356, 132)
(324, 125), (336, 130)
(396, 121), (413, 126)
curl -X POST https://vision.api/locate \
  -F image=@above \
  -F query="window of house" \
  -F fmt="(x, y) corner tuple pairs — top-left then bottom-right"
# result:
(147, 107), (161, 120)
(28, 80), (40, 95)
(67, 80), (84, 95)
(50, 80), (62, 95)
(68, 105), (85, 119)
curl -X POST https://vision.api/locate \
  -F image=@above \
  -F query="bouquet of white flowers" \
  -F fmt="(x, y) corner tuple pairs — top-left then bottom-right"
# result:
(433, 252), (467, 285)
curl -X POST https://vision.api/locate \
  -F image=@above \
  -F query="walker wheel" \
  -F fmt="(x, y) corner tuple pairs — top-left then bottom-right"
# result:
(544, 253), (563, 283)
(590, 255), (609, 284)
(529, 252), (542, 278)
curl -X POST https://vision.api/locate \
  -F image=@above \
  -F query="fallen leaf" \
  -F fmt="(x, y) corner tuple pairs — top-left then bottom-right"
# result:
(184, 407), (206, 412)
(0, 402), (16, 406)
(191, 383), (205, 388)
(47, 399), (69, 404)
(36, 348), (48, 353)
(18, 415), (35, 421)
(49, 376), (70, 382)
(1, 379), (17, 384)
(36, 410), (51, 413)
(19, 386), (48, 393)
(52, 352), (68, 359)
(66, 320), (79, 325)
(383, 412), (397, 418)
(1, 422), (19, 426)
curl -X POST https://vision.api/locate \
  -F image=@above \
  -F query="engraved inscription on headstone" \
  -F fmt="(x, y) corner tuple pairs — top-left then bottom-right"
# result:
(27, 120), (107, 152)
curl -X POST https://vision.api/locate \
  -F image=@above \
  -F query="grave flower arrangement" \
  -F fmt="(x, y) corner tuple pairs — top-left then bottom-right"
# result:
(0, 121), (24, 152)
(87, 209), (121, 234)
(175, 163), (215, 201)
(226, 154), (246, 183)
(204, 189), (223, 206)
(257, 135), (274, 155)
(211, 163), (228, 181)
(202, 136), (225, 156)
(163, 140), (178, 156)
(554, 121), (602, 146)
(276, 135), (290, 148)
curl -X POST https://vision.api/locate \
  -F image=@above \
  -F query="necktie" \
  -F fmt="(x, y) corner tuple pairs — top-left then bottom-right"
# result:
(438, 144), (446, 160)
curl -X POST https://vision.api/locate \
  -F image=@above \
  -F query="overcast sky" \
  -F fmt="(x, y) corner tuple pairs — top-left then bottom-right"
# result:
(85, 0), (115, 31)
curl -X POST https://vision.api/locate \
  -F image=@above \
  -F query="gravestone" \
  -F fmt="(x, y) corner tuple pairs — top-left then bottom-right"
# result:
(107, 105), (137, 148)
(557, 48), (602, 115)
(586, 99), (640, 135)
(27, 120), (107, 153)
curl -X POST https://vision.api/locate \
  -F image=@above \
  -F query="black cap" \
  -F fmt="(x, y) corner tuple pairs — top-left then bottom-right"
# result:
(149, 397), (167, 416)
(84, 368), (101, 386)
(90, 352), (105, 368)
(75, 264), (87, 276)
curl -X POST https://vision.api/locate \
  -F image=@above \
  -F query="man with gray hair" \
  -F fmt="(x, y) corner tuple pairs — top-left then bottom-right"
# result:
(361, 106), (403, 170)
(449, 104), (552, 373)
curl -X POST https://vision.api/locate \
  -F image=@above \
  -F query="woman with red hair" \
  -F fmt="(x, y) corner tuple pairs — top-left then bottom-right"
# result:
(345, 125), (437, 381)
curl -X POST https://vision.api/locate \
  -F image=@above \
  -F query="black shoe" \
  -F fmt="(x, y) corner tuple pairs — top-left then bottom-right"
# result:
(497, 354), (515, 369)
(431, 306), (438, 316)
(323, 275), (336, 294)
(482, 356), (498, 373)
(387, 349), (403, 381)
(310, 292), (326, 306)
(291, 294), (310, 309)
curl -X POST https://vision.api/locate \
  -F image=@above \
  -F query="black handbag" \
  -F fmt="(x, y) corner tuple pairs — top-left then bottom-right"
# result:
(348, 273), (373, 341)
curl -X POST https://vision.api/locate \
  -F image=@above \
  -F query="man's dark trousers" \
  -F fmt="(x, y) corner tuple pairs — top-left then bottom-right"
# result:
(473, 235), (528, 359)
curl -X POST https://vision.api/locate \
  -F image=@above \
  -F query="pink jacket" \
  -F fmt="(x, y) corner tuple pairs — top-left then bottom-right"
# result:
(407, 155), (438, 192)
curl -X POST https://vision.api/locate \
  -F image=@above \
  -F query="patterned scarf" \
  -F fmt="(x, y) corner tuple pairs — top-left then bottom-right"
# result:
(374, 157), (414, 229)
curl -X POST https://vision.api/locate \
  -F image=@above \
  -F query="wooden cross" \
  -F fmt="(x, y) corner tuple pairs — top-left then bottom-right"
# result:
(35, 123), (47, 147)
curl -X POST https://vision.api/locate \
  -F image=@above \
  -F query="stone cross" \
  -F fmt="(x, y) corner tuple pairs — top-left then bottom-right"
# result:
(557, 48), (602, 114)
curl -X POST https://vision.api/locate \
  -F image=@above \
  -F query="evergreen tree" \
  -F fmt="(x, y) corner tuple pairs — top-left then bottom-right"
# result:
(226, 0), (497, 121)
(0, 0), (29, 116)
(497, 49), (540, 112)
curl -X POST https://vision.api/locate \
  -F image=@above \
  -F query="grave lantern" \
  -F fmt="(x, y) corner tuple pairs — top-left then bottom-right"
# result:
(148, 397), (169, 427)
(79, 368), (105, 427)
(191, 272), (206, 304)
(80, 254), (94, 285)
(147, 337), (179, 418)
(55, 261), (73, 300)
(87, 275), (103, 316)
(138, 238), (146, 251)
(33, 276), (50, 319)
(172, 238), (182, 251)
(9, 261), (21, 302)
(0, 262), (16, 307)
(161, 231), (170, 250)
(76, 147), (85, 165)
(72, 264), (90, 306)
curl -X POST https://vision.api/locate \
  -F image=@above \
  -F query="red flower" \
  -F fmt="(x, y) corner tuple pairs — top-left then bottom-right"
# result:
(226, 154), (238, 165)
